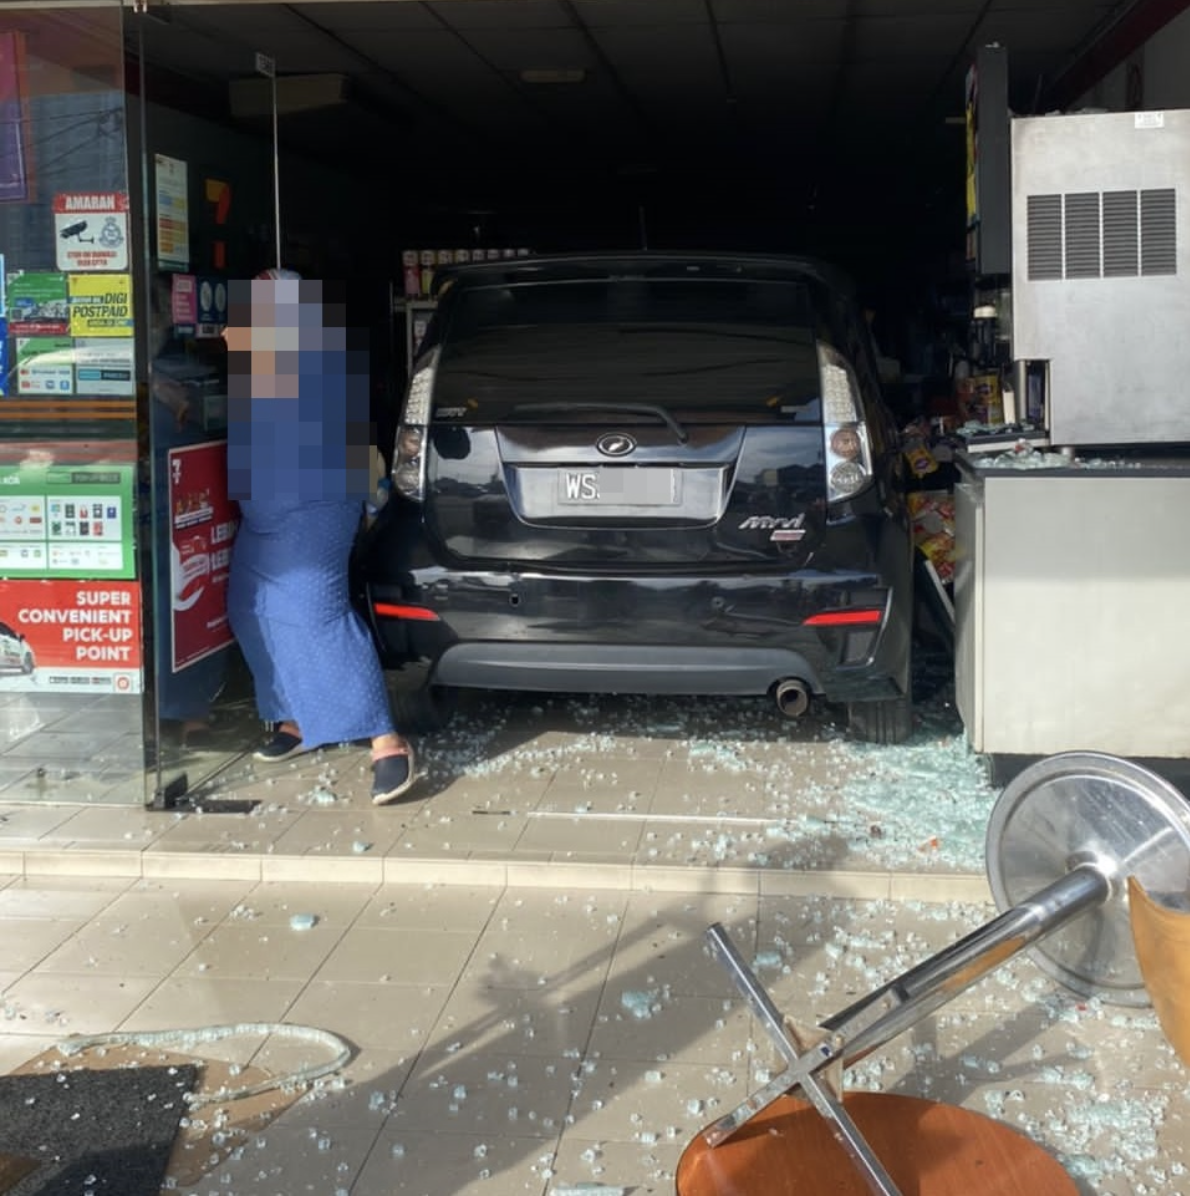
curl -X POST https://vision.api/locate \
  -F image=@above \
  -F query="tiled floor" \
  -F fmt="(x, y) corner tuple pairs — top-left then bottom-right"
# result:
(0, 685), (1187, 1194)
(0, 876), (1185, 1195)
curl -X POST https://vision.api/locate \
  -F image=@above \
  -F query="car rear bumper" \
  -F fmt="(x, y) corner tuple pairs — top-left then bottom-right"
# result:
(361, 569), (911, 703)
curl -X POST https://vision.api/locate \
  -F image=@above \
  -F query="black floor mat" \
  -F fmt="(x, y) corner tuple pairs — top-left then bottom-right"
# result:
(0, 1063), (198, 1196)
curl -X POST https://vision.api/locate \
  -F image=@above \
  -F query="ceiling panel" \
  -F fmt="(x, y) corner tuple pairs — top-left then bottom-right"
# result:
(851, 14), (976, 59)
(455, 27), (597, 72)
(587, 25), (725, 92)
(293, 2), (444, 31)
(711, 0), (854, 22)
(853, 0), (986, 14)
(128, 0), (1142, 268)
(718, 19), (849, 69)
(573, 0), (710, 28)
(425, 0), (576, 30)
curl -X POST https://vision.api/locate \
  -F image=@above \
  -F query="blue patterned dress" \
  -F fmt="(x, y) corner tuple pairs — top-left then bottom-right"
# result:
(225, 294), (393, 749)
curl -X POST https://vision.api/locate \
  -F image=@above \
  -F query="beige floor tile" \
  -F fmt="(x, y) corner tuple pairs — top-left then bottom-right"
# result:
(142, 853), (263, 882)
(459, 890), (628, 986)
(110, 877), (257, 923)
(395, 810), (531, 856)
(421, 772), (555, 812)
(390, 1050), (577, 1139)
(227, 879), (379, 928)
(0, 874), (131, 918)
(147, 806), (305, 852)
(516, 815), (644, 857)
(549, 1131), (686, 1195)
(0, 804), (79, 840)
(34, 805), (173, 847)
(174, 920), (342, 981)
(176, 1122), (382, 1196)
(356, 884), (501, 933)
(585, 992), (751, 1067)
(567, 1056), (748, 1148)
(0, 916), (87, 971)
(523, 861), (634, 889)
(648, 764), (762, 817)
(355, 1127), (556, 1196)
(276, 1046), (419, 1128)
(268, 809), (409, 857)
(35, 915), (210, 975)
(1, 970), (159, 1035)
(428, 982), (602, 1060)
(536, 759), (663, 812)
(118, 975), (306, 1040)
(284, 979), (452, 1052)
(608, 895), (759, 1001)
(314, 926), (479, 986)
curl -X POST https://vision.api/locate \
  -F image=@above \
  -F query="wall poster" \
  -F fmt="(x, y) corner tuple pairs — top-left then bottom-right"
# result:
(168, 441), (238, 671)
(155, 154), (190, 271)
(0, 456), (135, 577)
(0, 579), (142, 694)
(68, 272), (133, 337)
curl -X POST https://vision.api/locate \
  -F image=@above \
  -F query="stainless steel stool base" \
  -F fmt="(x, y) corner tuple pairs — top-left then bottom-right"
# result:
(698, 752), (1190, 1194)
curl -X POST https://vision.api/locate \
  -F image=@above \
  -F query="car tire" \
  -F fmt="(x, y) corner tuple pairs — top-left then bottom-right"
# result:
(386, 667), (458, 734)
(847, 694), (913, 745)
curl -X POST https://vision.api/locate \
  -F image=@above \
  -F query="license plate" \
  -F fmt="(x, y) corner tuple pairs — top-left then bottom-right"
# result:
(558, 467), (681, 506)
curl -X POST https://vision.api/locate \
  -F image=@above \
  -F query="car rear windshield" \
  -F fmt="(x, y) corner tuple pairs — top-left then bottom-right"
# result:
(433, 276), (823, 420)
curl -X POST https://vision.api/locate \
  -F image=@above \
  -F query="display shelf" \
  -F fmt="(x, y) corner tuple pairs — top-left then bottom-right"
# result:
(389, 291), (437, 375)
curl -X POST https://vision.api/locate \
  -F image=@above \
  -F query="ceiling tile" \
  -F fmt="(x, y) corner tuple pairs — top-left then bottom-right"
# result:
(719, 19), (848, 67)
(711, 0), (849, 21)
(852, 14), (975, 58)
(426, 0), (576, 30)
(854, 0), (987, 12)
(456, 27), (596, 72)
(574, 0), (708, 27)
(289, 2), (444, 31)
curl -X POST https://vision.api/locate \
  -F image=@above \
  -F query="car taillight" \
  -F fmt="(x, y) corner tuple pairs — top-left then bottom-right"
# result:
(818, 343), (874, 504)
(392, 349), (437, 502)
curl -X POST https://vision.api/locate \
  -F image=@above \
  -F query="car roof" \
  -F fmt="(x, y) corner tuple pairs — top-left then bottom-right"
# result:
(431, 252), (855, 300)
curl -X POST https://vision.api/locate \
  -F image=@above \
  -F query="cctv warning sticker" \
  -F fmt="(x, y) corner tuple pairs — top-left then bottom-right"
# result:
(53, 192), (130, 272)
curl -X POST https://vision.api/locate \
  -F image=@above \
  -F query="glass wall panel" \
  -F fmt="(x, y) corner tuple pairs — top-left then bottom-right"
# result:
(0, 3), (144, 805)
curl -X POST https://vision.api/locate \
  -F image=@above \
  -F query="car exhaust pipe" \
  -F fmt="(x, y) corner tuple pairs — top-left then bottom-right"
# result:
(773, 678), (811, 719)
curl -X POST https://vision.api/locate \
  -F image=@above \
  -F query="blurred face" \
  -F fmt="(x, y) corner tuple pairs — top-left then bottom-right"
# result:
(224, 278), (319, 396)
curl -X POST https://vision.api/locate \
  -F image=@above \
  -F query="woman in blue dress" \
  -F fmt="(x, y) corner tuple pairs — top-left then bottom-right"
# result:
(223, 269), (415, 805)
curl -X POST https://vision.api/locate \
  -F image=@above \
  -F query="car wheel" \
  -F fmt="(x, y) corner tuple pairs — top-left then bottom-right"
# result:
(386, 667), (457, 734)
(847, 694), (913, 745)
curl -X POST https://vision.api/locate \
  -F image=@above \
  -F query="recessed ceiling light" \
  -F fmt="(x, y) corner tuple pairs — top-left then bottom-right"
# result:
(520, 69), (586, 85)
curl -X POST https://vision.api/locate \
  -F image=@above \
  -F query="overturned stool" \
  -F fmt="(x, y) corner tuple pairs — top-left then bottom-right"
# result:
(678, 752), (1190, 1196)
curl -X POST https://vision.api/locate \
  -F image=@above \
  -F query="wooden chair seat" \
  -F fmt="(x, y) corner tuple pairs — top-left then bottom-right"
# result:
(677, 1092), (1077, 1196)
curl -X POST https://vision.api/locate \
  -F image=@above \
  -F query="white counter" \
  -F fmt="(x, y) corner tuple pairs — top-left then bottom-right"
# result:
(954, 454), (1190, 759)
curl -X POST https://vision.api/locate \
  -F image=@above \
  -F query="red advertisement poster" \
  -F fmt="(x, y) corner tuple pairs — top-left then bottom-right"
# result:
(168, 441), (237, 671)
(0, 579), (141, 694)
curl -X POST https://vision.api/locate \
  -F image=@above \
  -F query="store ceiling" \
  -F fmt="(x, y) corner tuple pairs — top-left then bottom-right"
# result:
(130, 0), (1136, 266)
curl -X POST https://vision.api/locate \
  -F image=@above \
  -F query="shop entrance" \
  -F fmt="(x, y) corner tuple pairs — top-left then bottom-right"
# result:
(0, 0), (1153, 806)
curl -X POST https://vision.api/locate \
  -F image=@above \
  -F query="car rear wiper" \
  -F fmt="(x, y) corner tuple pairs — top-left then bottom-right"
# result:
(506, 402), (690, 444)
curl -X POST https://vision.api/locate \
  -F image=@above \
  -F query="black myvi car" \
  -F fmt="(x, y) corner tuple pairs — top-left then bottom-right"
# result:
(356, 253), (914, 743)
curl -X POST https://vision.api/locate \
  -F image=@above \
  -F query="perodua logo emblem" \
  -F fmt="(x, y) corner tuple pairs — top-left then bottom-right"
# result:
(597, 432), (636, 457)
